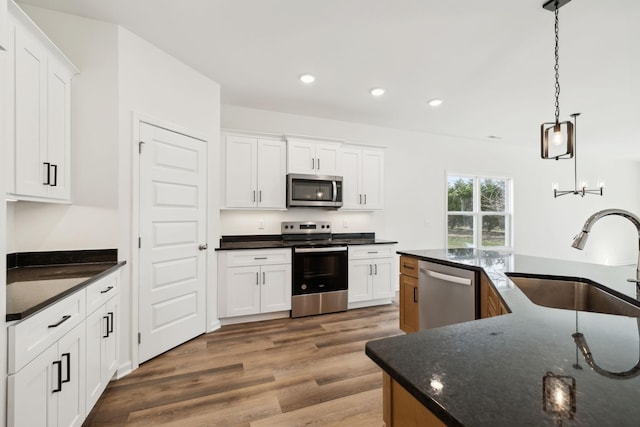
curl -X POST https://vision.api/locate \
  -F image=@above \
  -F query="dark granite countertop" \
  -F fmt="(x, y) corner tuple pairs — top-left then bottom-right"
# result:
(216, 232), (397, 250)
(6, 249), (126, 321)
(366, 249), (640, 426)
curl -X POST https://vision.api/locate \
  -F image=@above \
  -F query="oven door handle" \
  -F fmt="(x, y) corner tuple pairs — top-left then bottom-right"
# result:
(332, 181), (337, 203)
(294, 246), (347, 253)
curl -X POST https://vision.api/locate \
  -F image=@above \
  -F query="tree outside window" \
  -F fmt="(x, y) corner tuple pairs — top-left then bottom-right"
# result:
(447, 175), (512, 249)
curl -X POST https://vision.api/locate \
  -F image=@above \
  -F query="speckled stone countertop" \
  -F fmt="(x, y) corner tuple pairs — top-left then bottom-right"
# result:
(216, 232), (397, 250)
(6, 249), (126, 321)
(366, 249), (640, 426)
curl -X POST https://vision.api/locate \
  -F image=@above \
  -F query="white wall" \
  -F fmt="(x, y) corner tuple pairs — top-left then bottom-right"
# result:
(221, 104), (640, 266)
(117, 26), (221, 369)
(9, 5), (120, 252)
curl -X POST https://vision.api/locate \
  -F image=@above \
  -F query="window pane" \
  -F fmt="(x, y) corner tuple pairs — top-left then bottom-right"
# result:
(480, 178), (505, 212)
(448, 215), (474, 248)
(447, 177), (474, 212)
(481, 215), (506, 247)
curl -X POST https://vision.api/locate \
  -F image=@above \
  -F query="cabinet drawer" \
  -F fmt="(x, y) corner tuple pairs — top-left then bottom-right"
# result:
(8, 289), (86, 374)
(349, 244), (395, 260)
(86, 271), (120, 315)
(225, 249), (292, 267)
(399, 256), (419, 278)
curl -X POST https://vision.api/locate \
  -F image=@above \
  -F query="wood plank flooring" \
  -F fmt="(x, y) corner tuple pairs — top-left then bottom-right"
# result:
(83, 302), (403, 427)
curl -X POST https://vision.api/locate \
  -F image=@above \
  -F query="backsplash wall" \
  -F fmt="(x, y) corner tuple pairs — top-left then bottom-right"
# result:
(219, 209), (387, 237)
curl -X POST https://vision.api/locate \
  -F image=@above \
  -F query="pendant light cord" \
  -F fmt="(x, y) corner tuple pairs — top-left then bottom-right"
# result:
(554, 2), (561, 125)
(553, 1), (560, 124)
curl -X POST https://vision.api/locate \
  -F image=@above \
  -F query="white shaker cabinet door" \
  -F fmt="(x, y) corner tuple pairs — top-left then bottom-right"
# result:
(14, 24), (48, 198)
(8, 345), (58, 427)
(314, 142), (341, 176)
(225, 265), (262, 317)
(340, 147), (362, 209)
(348, 259), (372, 303)
(56, 324), (85, 427)
(287, 139), (316, 174)
(46, 56), (72, 201)
(103, 297), (119, 382)
(361, 149), (384, 210)
(256, 139), (286, 208)
(225, 135), (258, 208)
(260, 263), (291, 313)
(85, 306), (106, 413)
(371, 258), (394, 300)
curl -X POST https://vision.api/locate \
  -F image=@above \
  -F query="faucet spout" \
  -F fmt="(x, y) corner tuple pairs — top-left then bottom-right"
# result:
(572, 209), (640, 292)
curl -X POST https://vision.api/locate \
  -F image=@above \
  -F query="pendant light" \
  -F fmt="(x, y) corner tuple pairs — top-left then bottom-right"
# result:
(540, 0), (574, 160)
(551, 113), (604, 198)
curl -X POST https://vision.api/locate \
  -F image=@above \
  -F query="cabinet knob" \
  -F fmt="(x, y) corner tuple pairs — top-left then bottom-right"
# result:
(199, 244), (208, 251)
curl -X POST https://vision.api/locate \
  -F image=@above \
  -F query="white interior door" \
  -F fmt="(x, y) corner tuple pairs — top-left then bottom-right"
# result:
(138, 122), (207, 363)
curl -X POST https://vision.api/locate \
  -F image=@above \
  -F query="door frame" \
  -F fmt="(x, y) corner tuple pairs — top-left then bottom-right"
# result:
(130, 112), (211, 371)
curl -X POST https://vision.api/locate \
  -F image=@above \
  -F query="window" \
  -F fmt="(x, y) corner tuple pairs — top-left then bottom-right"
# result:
(447, 174), (513, 249)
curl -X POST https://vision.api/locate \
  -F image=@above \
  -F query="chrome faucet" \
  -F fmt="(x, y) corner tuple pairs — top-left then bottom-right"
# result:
(572, 208), (640, 287)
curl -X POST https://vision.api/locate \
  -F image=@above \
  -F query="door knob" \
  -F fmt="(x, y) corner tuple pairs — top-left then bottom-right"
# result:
(199, 244), (208, 251)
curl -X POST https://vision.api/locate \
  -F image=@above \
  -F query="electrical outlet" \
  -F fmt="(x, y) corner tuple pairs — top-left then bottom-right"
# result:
(258, 220), (265, 229)
(343, 219), (349, 228)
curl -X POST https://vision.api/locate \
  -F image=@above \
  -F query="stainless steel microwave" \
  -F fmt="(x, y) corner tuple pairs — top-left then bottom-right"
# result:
(287, 174), (343, 208)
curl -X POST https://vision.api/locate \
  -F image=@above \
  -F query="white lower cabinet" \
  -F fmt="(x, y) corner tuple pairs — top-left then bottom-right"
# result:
(8, 321), (85, 427)
(7, 269), (120, 427)
(218, 249), (292, 319)
(85, 296), (118, 412)
(348, 245), (396, 304)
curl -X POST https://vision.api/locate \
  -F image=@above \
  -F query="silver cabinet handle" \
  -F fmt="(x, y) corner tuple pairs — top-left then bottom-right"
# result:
(253, 190), (256, 202)
(262, 272), (266, 284)
(359, 194), (362, 204)
(364, 194), (367, 205)
(259, 190), (262, 202)
(374, 264), (378, 275)
(317, 158), (320, 170)
(312, 158), (315, 169)
(199, 244), (208, 251)
(256, 272), (259, 285)
(368, 264), (372, 275)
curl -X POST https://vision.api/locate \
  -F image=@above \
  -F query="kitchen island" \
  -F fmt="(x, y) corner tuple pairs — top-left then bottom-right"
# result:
(366, 249), (640, 426)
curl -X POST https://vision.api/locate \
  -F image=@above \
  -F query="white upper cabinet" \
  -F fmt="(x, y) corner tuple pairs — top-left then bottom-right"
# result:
(8, 1), (78, 202)
(341, 145), (384, 210)
(286, 137), (342, 176)
(223, 133), (286, 209)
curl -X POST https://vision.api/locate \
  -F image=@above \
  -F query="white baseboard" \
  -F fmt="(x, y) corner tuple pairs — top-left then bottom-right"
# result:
(116, 361), (133, 379)
(219, 311), (290, 326)
(348, 299), (393, 310)
(208, 319), (221, 333)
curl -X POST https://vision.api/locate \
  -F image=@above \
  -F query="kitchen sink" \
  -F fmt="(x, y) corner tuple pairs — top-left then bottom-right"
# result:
(505, 274), (640, 317)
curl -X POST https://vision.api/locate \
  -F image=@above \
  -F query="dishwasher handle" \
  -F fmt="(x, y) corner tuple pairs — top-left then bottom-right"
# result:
(421, 268), (472, 286)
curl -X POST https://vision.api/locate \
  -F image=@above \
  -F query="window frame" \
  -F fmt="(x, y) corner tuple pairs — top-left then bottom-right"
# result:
(445, 172), (514, 250)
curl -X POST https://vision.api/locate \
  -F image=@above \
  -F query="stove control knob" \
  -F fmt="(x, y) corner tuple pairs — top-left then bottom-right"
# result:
(301, 284), (307, 290)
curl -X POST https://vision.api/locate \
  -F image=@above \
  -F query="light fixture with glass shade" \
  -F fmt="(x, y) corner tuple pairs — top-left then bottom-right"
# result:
(551, 113), (605, 198)
(540, 0), (574, 160)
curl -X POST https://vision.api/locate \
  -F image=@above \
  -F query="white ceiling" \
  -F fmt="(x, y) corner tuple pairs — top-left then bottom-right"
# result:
(18, 0), (640, 158)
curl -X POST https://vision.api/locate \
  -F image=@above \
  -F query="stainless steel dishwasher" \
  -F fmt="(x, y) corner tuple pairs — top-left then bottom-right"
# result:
(419, 261), (477, 330)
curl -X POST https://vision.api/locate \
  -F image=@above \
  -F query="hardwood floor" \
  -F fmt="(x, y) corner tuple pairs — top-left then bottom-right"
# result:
(83, 302), (403, 426)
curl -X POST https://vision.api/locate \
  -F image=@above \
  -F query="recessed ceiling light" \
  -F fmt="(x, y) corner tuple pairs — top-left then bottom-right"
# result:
(299, 74), (315, 84)
(370, 88), (385, 97)
(428, 99), (443, 107)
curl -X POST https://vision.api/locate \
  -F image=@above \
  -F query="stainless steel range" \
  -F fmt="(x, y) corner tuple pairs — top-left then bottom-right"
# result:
(282, 221), (348, 318)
